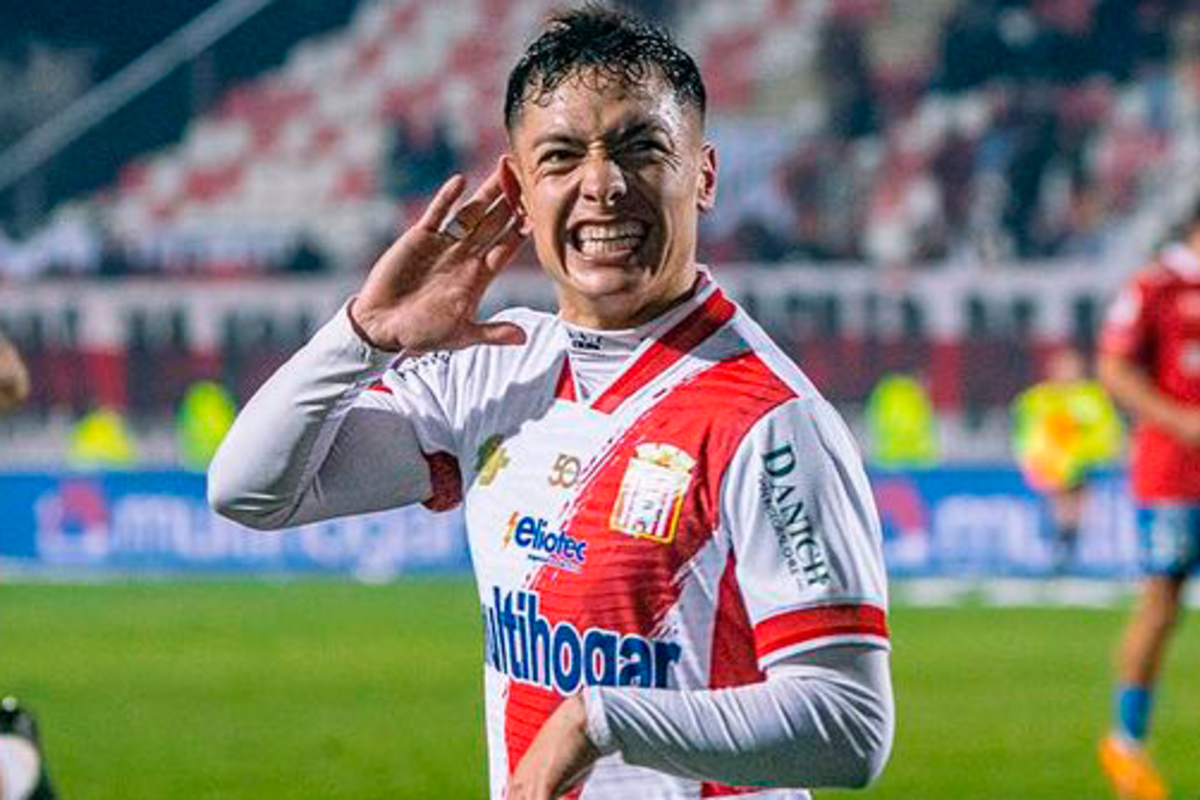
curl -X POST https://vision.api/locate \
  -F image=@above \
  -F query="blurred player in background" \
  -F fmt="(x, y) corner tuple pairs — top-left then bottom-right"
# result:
(0, 332), (30, 413)
(210, 6), (892, 798)
(0, 698), (56, 800)
(1096, 202), (1200, 799)
(1010, 345), (1122, 574)
(0, 336), (56, 800)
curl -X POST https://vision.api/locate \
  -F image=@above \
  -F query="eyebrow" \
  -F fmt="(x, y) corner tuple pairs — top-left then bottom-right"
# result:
(529, 119), (672, 150)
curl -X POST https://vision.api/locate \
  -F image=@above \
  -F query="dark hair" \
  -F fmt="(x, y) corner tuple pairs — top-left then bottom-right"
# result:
(504, 4), (706, 131)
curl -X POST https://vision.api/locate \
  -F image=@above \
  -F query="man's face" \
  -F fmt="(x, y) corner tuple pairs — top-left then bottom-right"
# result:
(503, 71), (716, 329)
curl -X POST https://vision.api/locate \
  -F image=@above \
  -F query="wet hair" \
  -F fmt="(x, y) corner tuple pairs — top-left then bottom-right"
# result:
(504, 4), (706, 131)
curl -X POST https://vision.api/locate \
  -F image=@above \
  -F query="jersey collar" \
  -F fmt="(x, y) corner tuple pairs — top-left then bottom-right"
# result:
(553, 268), (736, 413)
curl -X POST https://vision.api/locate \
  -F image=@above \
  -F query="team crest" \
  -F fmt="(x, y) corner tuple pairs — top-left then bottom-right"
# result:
(609, 443), (696, 544)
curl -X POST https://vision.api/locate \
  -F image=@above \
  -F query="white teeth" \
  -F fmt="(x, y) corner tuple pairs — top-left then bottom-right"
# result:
(576, 221), (646, 242)
(574, 221), (647, 256)
(579, 237), (641, 256)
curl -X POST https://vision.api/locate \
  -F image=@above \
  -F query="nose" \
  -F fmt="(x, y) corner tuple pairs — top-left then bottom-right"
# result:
(579, 153), (627, 206)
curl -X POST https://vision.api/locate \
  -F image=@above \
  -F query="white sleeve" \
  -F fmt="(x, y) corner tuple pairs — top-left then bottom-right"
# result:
(726, 396), (890, 669)
(574, 394), (892, 788)
(584, 645), (893, 788)
(207, 303), (456, 530)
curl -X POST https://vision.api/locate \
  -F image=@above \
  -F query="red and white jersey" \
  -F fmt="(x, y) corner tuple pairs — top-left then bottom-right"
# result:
(1100, 243), (1200, 501)
(367, 282), (889, 798)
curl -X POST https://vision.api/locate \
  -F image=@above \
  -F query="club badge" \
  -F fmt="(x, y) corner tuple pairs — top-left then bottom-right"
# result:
(609, 443), (696, 544)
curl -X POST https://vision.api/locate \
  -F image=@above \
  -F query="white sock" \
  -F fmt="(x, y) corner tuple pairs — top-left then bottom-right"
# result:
(0, 736), (39, 800)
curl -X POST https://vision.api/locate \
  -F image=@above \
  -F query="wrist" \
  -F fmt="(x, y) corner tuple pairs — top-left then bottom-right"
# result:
(582, 688), (617, 756)
(347, 297), (400, 353)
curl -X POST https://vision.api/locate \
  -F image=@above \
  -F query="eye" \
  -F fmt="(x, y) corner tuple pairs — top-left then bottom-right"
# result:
(538, 148), (578, 167)
(619, 139), (669, 161)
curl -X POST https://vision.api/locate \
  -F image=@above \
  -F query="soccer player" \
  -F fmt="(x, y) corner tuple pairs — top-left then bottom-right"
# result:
(0, 334), (55, 800)
(1097, 202), (1200, 799)
(0, 336), (58, 800)
(210, 7), (893, 798)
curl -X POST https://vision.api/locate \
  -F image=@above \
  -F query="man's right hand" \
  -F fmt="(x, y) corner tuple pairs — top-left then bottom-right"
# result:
(350, 163), (528, 353)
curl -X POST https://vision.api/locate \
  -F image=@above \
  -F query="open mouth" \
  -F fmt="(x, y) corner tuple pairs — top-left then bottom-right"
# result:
(570, 220), (649, 259)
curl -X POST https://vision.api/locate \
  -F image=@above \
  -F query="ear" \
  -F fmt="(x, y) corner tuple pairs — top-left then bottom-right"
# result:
(499, 154), (533, 236)
(696, 141), (717, 213)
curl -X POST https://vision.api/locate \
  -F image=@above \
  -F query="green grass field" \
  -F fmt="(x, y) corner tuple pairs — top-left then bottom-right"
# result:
(1, 581), (1197, 799)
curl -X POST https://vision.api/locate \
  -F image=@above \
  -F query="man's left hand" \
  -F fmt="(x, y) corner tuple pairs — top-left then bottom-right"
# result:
(509, 694), (601, 799)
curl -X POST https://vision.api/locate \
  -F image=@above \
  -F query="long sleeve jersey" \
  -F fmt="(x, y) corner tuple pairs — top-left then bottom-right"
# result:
(209, 277), (893, 798)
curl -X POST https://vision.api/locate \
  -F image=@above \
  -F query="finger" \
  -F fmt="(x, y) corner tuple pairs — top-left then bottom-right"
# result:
(416, 174), (466, 233)
(467, 321), (527, 348)
(444, 170), (507, 232)
(483, 219), (527, 273)
(464, 195), (517, 252)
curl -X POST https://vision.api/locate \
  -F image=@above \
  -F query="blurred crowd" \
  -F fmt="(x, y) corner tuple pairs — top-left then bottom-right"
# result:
(0, 0), (1197, 280)
(708, 0), (1191, 267)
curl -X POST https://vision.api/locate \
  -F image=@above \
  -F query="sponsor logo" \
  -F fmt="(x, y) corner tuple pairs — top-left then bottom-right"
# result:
(567, 330), (605, 351)
(481, 587), (681, 694)
(34, 480), (111, 562)
(392, 351), (452, 378)
(760, 443), (831, 586)
(610, 443), (695, 544)
(26, 481), (464, 577)
(547, 453), (582, 488)
(503, 513), (588, 571)
(475, 434), (509, 487)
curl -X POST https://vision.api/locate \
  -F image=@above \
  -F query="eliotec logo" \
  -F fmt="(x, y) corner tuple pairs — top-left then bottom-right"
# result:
(503, 512), (588, 571)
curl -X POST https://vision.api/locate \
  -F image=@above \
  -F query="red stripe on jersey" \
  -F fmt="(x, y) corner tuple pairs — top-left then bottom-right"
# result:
(591, 289), (736, 414)
(420, 451), (462, 511)
(708, 553), (765, 690)
(754, 604), (889, 661)
(502, 352), (796, 782)
(701, 782), (764, 796)
(700, 553), (769, 797)
(554, 357), (577, 402)
(366, 381), (392, 394)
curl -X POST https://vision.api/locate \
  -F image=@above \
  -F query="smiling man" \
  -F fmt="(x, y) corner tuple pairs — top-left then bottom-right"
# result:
(209, 7), (893, 799)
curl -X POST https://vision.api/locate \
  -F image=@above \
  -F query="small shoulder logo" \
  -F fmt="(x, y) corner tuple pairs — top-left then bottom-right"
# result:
(475, 434), (509, 487)
(393, 351), (452, 378)
(610, 443), (696, 544)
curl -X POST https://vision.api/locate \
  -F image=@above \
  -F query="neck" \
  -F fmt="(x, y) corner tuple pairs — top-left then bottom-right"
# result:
(558, 264), (700, 330)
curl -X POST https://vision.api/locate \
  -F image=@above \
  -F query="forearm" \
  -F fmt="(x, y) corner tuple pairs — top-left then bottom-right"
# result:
(1098, 353), (1188, 434)
(584, 646), (892, 789)
(208, 304), (432, 529)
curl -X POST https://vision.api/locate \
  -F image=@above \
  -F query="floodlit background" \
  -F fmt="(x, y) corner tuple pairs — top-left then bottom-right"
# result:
(1, 0), (1198, 797)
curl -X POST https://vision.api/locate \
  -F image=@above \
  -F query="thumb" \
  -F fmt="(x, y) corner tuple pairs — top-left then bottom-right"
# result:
(470, 321), (527, 347)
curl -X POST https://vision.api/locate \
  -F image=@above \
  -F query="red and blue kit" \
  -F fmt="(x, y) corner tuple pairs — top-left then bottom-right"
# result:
(1101, 244), (1200, 502)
